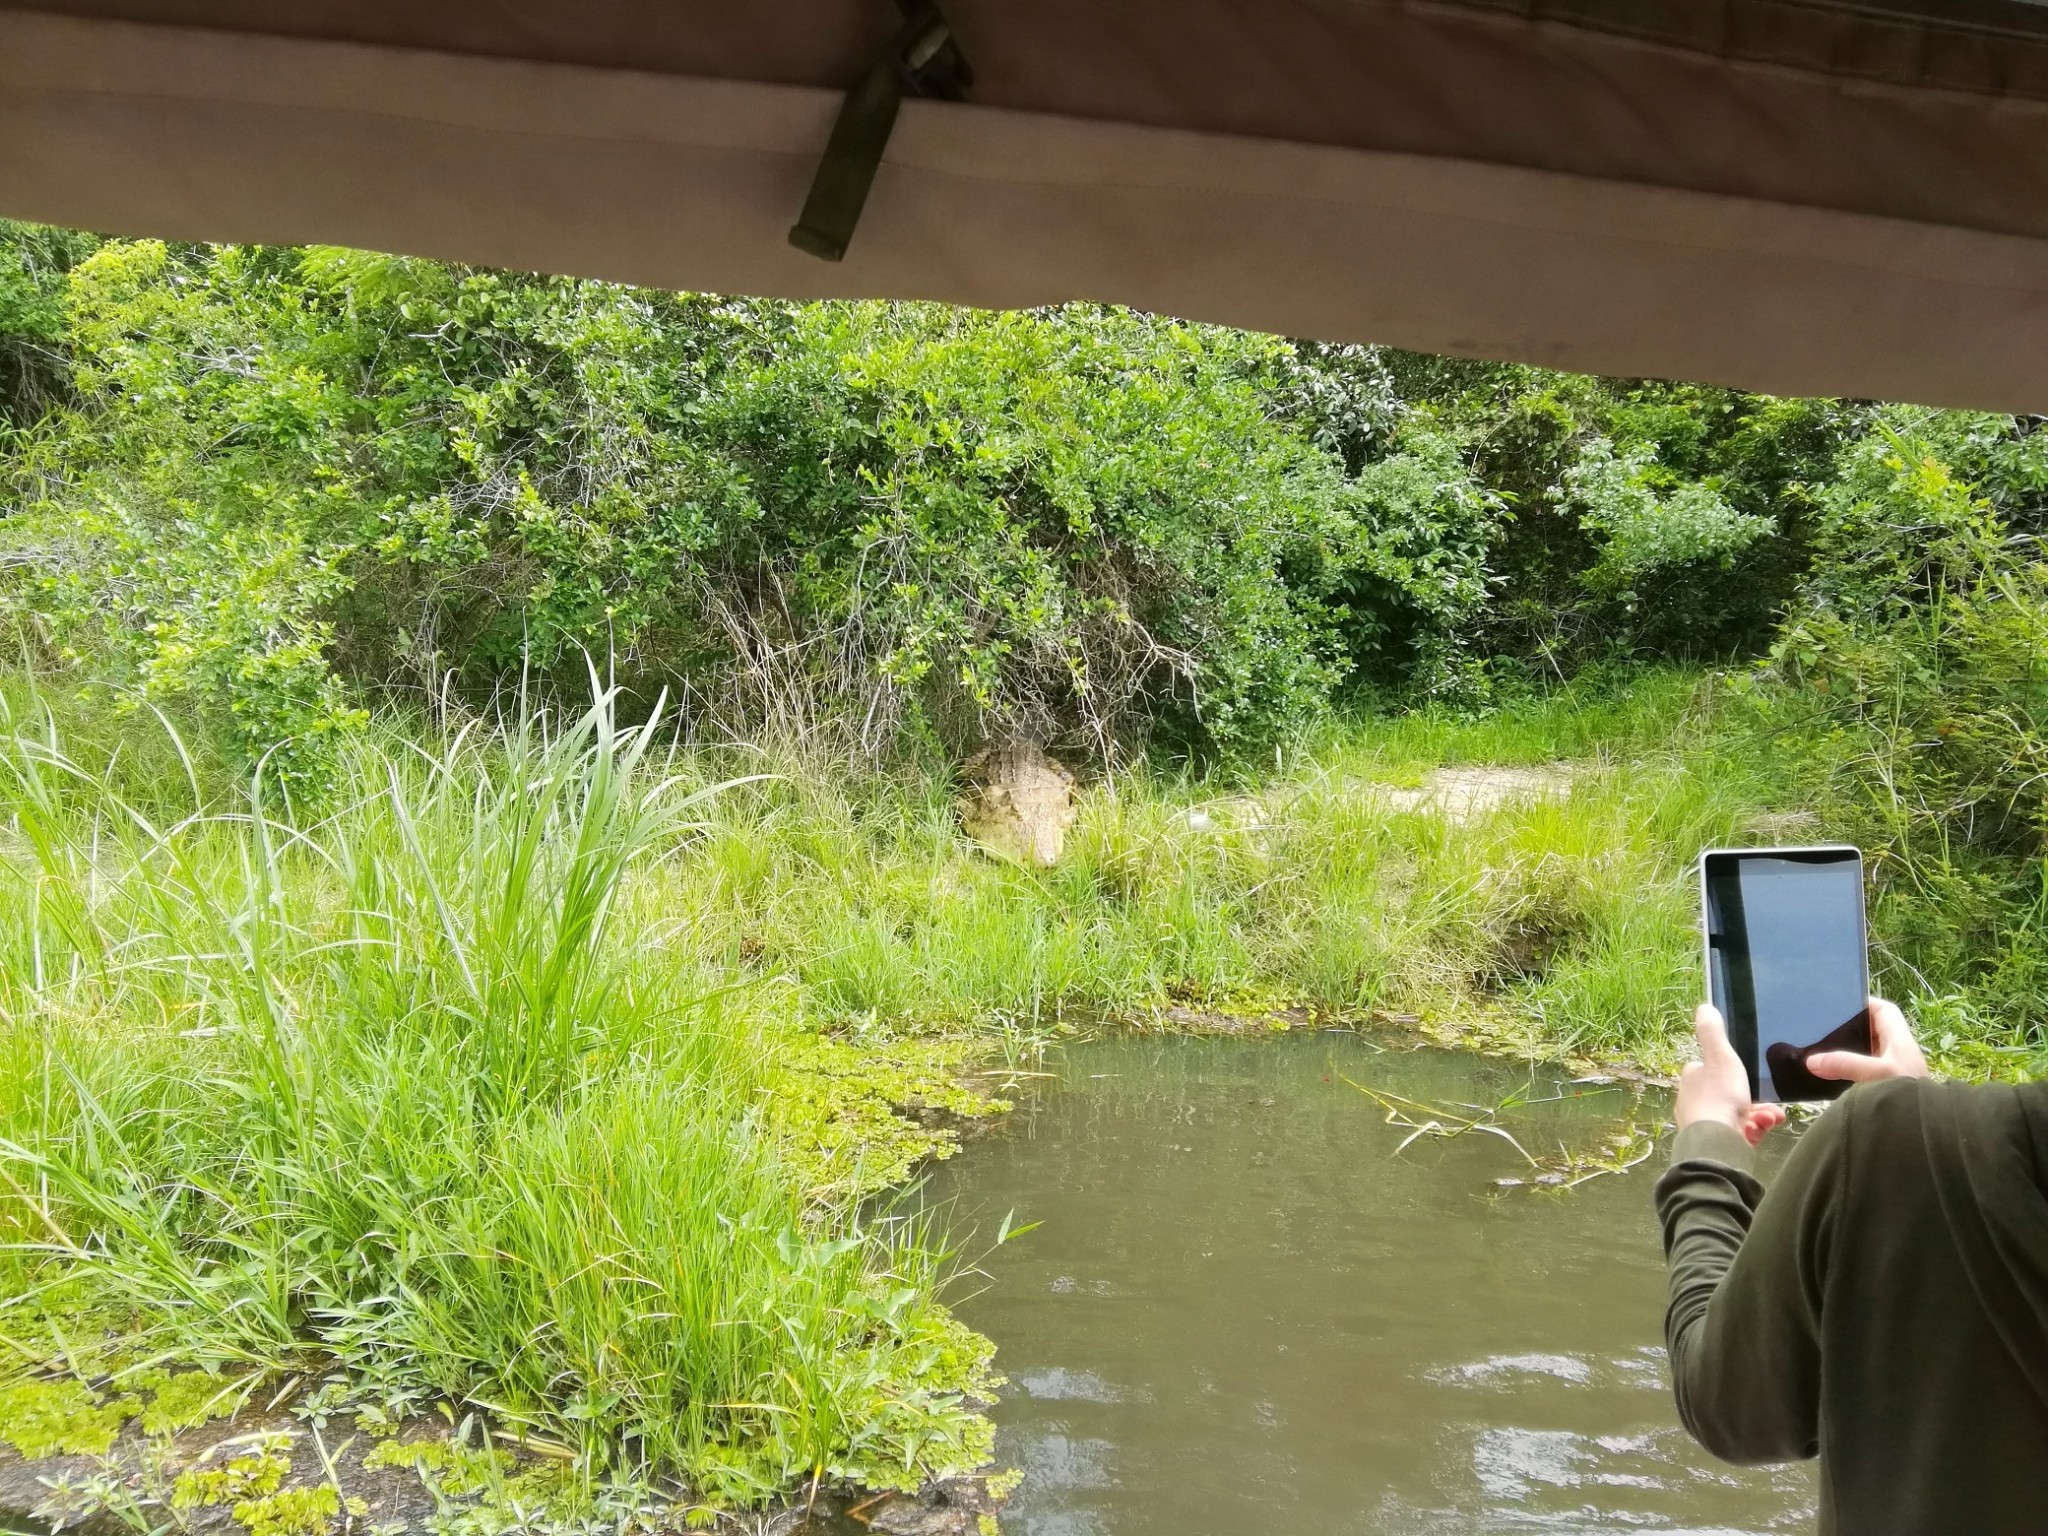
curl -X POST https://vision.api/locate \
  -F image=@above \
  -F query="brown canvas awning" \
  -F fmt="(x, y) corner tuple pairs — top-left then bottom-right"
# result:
(2, 1), (2046, 410)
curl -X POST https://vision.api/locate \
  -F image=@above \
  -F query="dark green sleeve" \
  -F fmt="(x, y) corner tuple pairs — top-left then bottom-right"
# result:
(1653, 1106), (1851, 1464)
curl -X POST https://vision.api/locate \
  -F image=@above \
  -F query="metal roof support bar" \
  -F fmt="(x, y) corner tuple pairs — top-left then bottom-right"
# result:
(787, 1), (971, 261)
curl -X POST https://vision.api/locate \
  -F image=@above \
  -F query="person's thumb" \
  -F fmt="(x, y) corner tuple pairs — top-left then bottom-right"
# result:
(1694, 1003), (1740, 1068)
(1871, 997), (1910, 1052)
(1806, 1049), (1887, 1083)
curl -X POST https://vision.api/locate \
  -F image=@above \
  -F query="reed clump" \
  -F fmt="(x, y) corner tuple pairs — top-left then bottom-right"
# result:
(0, 687), (994, 1509)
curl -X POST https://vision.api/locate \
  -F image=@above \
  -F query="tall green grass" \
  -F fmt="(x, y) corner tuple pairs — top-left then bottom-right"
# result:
(0, 689), (991, 1507)
(667, 669), (1773, 1066)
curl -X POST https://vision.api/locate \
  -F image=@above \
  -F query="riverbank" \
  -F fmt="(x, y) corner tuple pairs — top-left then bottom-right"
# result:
(674, 667), (1798, 1077)
(0, 665), (2025, 1531)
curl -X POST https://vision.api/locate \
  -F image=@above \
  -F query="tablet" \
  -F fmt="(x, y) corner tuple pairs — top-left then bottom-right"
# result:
(1700, 846), (1872, 1103)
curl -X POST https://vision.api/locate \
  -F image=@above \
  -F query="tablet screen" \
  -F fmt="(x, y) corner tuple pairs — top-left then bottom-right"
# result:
(1703, 849), (1869, 1102)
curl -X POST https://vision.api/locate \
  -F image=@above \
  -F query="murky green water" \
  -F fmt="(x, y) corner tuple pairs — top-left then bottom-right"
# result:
(928, 1032), (1814, 1535)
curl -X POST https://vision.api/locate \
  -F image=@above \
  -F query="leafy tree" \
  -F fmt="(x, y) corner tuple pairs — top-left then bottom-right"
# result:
(1561, 437), (1769, 600)
(1317, 417), (1503, 702)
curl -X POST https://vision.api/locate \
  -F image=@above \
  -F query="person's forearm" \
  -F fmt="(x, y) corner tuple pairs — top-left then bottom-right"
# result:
(1655, 1120), (1822, 1463)
(1659, 1120), (1762, 1337)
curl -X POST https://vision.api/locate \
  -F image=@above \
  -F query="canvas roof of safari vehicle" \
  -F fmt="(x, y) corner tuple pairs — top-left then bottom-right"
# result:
(1, 0), (2045, 411)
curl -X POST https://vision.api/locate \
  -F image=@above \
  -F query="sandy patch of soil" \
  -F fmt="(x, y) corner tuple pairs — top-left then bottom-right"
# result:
(1377, 764), (1577, 820)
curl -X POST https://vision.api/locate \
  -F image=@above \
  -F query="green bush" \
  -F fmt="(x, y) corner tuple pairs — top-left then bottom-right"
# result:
(0, 219), (96, 429)
(1319, 416), (1503, 702)
(1, 220), (2043, 841)
(1762, 412), (2048, 1052)
(7, 225), (1902, 785)
(696, 302), (1351, 757)
(5, 239), (1461, 772)
(1369, 360), (1865, 666)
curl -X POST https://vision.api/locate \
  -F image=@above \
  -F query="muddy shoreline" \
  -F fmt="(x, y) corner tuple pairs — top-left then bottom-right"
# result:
(0, 1397), (1011, 1536)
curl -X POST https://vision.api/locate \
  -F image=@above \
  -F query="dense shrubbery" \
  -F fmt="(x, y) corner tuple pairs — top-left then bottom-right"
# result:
(0, 223), (1872, 783)
(1755, 413), (2048, 1055)
(0, 221), (93, 432)
(4, 237), (1363, 780)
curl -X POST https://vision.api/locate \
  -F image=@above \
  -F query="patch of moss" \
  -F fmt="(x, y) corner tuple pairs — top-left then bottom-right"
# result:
(136, 1368), (241, 1436)
(363, 1433), (579, 1530)
(0, 1295), (155, 1383)
(502, 1456), (576, 1511)
(231, 1485), (359, 1536)
(766, 1031), (1009, 1198)
(172, 1436), (290, 1509)
(984, 1468), (1023, 1501)
(361, 1434), (506, 1497)
(0, 1377), (140, 1458)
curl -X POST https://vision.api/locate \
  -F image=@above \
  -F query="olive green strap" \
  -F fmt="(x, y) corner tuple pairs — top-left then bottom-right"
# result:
(788, 3), (971, 262)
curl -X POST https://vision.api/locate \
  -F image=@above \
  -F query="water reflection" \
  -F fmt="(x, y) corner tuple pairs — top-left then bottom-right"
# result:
(927, 1033), (1814, 1535)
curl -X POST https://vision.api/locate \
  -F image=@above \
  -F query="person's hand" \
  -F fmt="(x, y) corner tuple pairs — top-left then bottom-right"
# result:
(1676, 1004), (1787, 1146)
(1806, 997), (1929, 1084)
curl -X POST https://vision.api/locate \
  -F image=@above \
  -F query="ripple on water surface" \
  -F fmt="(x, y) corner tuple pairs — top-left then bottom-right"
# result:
(927, 1033), (1815, 1536)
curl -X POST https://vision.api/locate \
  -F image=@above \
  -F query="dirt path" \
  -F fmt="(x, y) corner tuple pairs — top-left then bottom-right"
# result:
(1376, 763), (1577, 820)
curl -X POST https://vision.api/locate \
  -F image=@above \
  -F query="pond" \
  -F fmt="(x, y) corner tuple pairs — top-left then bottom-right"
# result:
(926, 1032), (1814, 1535)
